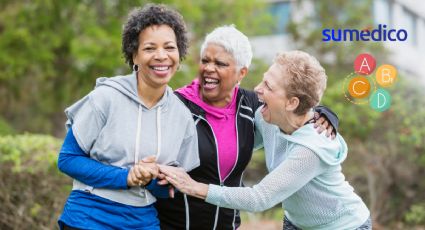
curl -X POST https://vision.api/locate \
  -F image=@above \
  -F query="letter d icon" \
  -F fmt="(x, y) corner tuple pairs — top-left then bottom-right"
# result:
(370, 89), (391, 112)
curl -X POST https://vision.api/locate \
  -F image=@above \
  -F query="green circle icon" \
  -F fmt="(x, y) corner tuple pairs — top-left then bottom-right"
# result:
(369, 88), (391, 112)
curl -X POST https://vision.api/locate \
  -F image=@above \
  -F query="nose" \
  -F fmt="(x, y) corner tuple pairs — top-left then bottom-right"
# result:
(154, 48), (167, 61)
(254, 83), (263, 94)
(203, 62), (216, 72)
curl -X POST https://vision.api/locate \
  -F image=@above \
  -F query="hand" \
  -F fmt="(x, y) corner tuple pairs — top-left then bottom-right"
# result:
(127, 155), (159, 187)
(127, 164), (152, 187)
(157, 172), (175, 198)
(138, 155), (159, 180)
(313, 112), (336, 139)
(158, 165), (208, 199)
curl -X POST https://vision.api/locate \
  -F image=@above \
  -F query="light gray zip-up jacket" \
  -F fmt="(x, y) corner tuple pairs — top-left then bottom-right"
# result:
(65, 73), (200, 206)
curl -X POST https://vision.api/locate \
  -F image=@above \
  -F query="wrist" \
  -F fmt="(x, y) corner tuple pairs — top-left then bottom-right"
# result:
(193, 182), (208, 200)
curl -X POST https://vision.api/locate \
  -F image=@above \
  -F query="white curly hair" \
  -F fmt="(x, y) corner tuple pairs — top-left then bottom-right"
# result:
(200, 25), (253, 70)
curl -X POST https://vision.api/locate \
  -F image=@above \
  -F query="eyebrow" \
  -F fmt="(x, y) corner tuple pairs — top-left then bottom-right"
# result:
(142, 41), (176, 46)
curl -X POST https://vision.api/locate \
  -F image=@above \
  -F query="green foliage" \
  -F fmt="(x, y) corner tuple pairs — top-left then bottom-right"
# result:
(287, 0), (388, 71)
(0, 117), (14, 135)
(0, 133), (60, 173)
(0, 134), (71, 229)
(0, 0), (272, 135)
(405, 203), (425, 225)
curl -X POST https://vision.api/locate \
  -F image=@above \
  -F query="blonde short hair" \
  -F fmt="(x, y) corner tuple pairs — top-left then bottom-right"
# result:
(275, 50), (327, 115)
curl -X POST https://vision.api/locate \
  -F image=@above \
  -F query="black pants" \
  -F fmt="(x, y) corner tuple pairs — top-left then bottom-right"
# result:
(63, 224), (81, 230)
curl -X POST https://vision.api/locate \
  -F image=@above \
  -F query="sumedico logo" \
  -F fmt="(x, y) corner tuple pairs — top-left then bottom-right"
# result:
(343, 53), (397, 112)
(322, 24), (408, 42)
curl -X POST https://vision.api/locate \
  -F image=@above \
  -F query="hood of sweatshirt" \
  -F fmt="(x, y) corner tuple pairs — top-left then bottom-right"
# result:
(176, 79), (238, 119)
(95, 73), (171, 113)
(279, 124), (348, 165)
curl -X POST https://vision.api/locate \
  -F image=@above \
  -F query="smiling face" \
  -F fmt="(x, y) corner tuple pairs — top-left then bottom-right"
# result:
(199, 43), (247, 107)
(254, 63), (289, 125)
(133, 25), (179, 89)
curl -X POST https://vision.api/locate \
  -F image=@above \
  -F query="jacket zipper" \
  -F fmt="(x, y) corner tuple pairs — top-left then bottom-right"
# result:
(224, 95), (244, 230)
(192, 114), (221, 230)
(223, 94), (243, 182)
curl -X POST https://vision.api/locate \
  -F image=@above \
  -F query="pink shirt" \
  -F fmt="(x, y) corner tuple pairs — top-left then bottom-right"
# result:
(176, 79), (238, 181)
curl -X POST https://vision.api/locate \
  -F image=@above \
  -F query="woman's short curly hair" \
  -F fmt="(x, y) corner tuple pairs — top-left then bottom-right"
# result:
(275, 50), (327, 115)
(122, 4), (188, 68)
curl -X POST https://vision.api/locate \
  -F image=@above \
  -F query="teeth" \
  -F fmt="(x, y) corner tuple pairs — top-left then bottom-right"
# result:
(205, 78), (219, 83)
(258, 99), (264, 103)
(152, 66), (169, 71)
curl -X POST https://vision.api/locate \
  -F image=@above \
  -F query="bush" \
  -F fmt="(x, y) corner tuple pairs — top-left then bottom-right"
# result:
(405, 203), (425, 225)
(0, 134), (70, 230)
(0, 118), (14, 135)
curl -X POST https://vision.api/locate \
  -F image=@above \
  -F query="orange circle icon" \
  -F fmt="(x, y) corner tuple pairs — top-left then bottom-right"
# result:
(376, 64), (397, 87)
(348, 76), (371, 98)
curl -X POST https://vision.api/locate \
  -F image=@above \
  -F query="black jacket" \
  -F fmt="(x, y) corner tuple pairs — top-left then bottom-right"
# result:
(155, 88), (262, 230)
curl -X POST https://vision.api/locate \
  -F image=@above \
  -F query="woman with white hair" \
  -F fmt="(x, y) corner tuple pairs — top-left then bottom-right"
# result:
(153, 26), (338, 229)
(160, 51), (372, 230)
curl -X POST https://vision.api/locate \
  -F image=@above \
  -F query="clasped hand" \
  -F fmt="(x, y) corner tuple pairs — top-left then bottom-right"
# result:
(127, 155), (159, 187)
(127, 156), (177, 198)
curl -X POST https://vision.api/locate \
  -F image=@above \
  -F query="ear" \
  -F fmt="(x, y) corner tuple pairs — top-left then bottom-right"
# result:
(237, 67), (248, 82)
(285, 97), (300, 112)
(132, 52), (138, 65)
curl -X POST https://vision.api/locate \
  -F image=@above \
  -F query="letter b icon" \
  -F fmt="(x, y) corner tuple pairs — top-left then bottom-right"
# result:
(376, 64), (397, 87)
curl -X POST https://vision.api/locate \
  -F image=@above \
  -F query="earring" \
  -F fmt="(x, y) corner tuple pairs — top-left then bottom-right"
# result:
(133, 64), (140, 72)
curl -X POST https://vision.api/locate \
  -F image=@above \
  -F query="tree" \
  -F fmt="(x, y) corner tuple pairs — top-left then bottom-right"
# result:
(0, 0), (272, 135)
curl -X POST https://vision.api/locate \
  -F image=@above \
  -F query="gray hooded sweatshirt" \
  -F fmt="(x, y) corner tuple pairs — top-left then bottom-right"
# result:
(65, 73), (200, 207)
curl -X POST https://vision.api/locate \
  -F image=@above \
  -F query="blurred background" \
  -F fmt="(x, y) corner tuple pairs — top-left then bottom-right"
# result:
(0, 0), (424, 229)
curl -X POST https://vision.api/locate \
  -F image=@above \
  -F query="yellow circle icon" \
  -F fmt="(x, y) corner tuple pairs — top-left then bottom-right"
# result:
(348, 76), (371, 98)
(376, 64), (397, 87)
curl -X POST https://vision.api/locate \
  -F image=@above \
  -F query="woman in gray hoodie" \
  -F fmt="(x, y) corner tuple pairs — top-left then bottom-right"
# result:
(57, 4), (199, 230)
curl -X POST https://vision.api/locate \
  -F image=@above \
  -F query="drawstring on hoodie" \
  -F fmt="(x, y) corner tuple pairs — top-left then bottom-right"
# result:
(134, 105), (143, 164)
(156, 106), (162, 160)
(134, 104), (162, 203)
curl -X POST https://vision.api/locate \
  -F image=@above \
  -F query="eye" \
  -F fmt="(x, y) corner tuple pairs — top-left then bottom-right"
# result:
(165, 46), (177, 51)
(143, 47), (155, 52)
(201, 59), (209, 64)
(215, 61), (229, 68)
(265, 82), (272, 91)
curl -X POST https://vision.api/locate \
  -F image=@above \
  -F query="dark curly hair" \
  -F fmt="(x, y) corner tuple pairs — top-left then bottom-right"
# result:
(122, 4), (188, 68)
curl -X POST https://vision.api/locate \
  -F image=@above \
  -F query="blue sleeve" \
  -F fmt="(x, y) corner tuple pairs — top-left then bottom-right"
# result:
(145, 179), (172, 198)
(57, 127), (129, 189)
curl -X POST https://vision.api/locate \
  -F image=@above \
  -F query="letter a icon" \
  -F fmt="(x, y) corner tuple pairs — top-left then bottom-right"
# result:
(359, 58), (371, 74)
(354, 53), (376, 75)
